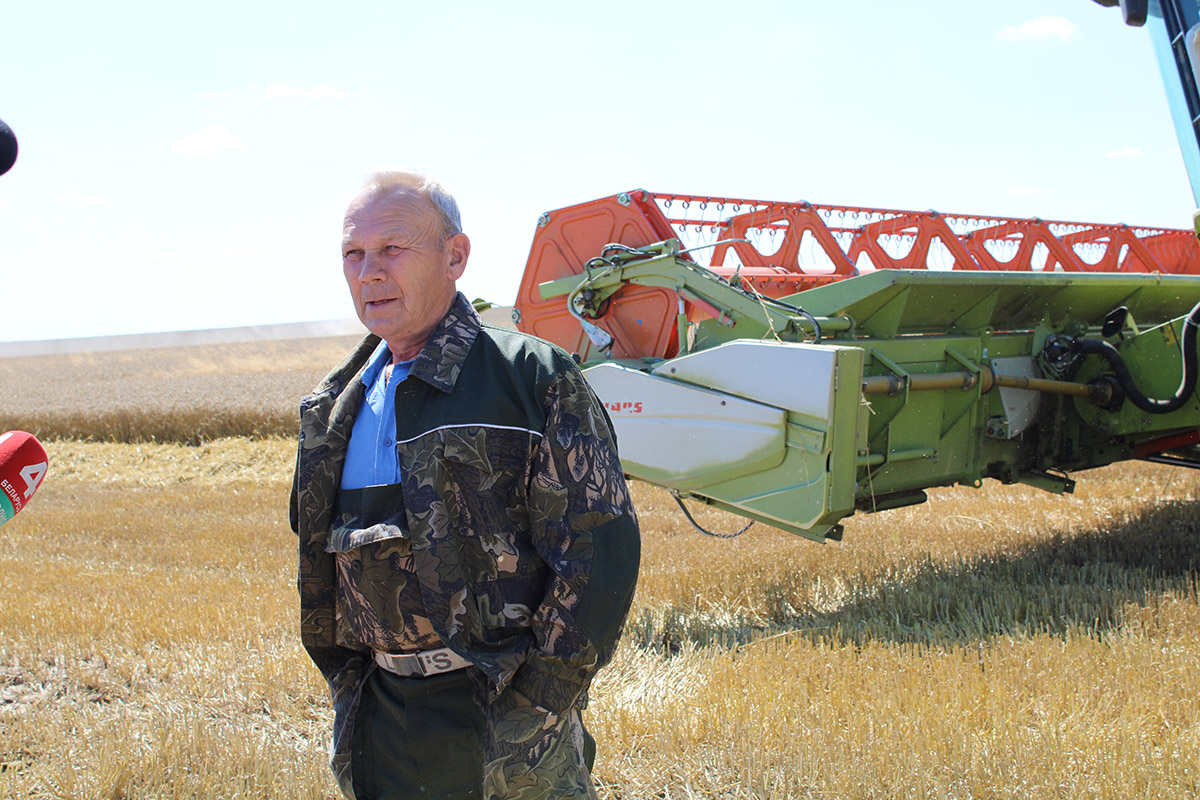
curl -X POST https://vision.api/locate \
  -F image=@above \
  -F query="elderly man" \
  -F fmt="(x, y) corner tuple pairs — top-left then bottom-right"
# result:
(290, 170), (640, 800)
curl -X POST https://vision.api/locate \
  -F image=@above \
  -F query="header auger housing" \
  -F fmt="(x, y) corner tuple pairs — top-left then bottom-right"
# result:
(515, 191), (1200, 543)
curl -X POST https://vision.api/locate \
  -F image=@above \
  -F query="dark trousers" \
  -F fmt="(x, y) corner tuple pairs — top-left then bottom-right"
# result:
(351, 667), (486, 800)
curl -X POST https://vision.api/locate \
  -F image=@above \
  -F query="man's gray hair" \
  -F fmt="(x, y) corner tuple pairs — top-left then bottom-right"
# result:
(358, 169), (463, 239)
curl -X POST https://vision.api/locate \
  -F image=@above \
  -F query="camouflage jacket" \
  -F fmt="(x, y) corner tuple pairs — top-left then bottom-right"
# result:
(290, 293), (640, 774)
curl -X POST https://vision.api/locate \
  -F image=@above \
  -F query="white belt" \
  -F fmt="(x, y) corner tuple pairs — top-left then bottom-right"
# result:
(374, 646), (473, 678)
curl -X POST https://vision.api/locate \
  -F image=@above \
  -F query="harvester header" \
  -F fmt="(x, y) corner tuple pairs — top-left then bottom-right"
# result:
(517, 191), (1200, 362)
(514, 190), (1200, 543)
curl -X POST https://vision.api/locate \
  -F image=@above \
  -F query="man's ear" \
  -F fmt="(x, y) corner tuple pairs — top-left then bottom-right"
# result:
(446, 233), (470, 280)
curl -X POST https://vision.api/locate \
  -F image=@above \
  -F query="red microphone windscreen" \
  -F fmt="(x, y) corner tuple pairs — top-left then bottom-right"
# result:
(0, 431), (48, 526)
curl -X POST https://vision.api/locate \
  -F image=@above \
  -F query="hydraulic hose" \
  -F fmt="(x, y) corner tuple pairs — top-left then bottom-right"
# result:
(1075, 298), (1200, 414)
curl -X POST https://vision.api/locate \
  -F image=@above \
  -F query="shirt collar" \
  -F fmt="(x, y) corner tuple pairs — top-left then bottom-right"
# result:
(358, 339), (392, 388)
(407, 292), (482, 393)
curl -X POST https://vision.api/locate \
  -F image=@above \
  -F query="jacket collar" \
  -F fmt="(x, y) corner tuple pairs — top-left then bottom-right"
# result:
(312, 292), (480, 401)
(407, 292), (481, 393)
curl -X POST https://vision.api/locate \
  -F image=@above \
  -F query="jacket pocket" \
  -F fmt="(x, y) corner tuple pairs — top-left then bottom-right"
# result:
(473, 569), (546, 638)
(325, 483), (410, 553)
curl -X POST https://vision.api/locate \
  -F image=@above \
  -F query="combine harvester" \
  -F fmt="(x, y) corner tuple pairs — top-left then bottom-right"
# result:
(513, 2), (1200, 543)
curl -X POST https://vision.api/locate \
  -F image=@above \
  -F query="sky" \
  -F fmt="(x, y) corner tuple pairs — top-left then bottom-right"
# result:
(0, 0), (1195, 343)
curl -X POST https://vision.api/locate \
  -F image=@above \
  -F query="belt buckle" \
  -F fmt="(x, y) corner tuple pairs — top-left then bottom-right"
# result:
(416, 648), (461, 676)
(375, 647), (465, 678)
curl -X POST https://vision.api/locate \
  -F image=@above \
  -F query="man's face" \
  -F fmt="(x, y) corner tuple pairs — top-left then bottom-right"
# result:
(342, 189), (469, 358)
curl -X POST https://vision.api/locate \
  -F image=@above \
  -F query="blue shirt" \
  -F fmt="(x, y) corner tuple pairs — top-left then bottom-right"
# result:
(340, 341), (415, 491)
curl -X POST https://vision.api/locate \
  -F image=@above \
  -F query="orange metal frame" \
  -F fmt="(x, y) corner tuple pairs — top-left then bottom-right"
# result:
(514, 190), (1200, 360)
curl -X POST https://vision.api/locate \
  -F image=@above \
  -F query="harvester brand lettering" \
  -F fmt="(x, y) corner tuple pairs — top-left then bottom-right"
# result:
(605, 401), (644, 414)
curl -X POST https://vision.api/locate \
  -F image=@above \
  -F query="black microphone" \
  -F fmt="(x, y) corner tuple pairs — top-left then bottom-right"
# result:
(0, 118), (17, 176)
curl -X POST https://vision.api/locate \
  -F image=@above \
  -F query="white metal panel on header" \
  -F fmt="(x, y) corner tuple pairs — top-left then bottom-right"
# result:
(647, 340), (844, 420)
(583, 362), (787, 488)
(991, 356), (1041, 439)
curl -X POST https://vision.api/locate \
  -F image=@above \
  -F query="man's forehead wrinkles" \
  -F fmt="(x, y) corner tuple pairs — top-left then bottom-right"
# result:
(343, 211), (439, 244)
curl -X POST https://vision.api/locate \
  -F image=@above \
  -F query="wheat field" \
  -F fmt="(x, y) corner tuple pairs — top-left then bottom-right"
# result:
(1, 339), (1198, 799)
